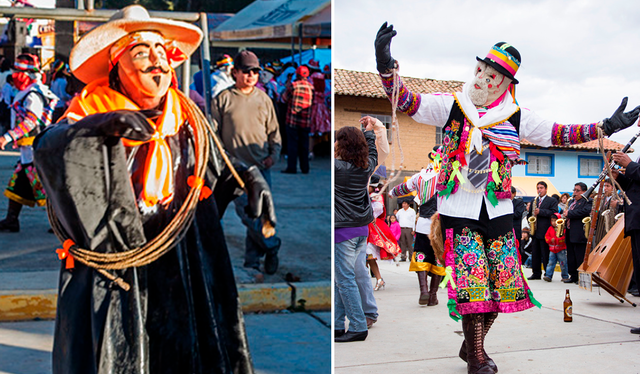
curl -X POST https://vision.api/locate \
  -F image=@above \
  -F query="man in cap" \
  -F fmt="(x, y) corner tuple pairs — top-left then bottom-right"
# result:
(0, 54), (58, 232)
(33, 5), (274, 373)
(212, 50), (282, 276)
(281, 65), (314, 174)
(375, 22), (640, 374)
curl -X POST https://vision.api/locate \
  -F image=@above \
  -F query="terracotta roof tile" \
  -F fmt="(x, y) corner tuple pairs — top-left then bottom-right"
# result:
(521, 138), (631, 152)
(335, 68), (464, 98)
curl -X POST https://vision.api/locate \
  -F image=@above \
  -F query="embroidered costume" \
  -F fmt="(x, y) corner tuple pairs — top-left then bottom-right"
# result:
(0, 54), (58, 232)
(381, 68), (601, 317)
(375, 22), (639, 372)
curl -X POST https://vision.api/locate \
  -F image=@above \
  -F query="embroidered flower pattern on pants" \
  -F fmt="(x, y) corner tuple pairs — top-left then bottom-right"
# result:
(486, 231), (526, 300)
(454, 228), (490, 303)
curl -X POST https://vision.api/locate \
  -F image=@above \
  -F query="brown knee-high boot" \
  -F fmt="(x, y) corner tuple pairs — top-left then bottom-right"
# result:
(427, 274), (442, 306)
(417, 271), (429, 305)
(459, 312), (498, 373)
(461, 313), (494, 374)
(0, 199), (22, 232)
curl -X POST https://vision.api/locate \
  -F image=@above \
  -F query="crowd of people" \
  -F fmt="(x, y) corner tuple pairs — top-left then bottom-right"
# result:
(190, 52), (331, 175)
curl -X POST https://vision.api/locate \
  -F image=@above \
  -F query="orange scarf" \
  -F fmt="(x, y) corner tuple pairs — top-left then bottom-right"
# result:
(64, 78), (185, 207)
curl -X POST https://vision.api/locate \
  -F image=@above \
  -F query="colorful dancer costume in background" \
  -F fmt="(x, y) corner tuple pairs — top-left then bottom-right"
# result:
(367, 175), (401, 291)
(375, 22), (640, 374)
(0, 54), (58, 232)
(390, 147), (445, 306)
(33, 6), (276, 373)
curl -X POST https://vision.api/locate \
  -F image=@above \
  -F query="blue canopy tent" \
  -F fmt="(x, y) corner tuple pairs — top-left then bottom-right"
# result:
(280, 49), (331, 70)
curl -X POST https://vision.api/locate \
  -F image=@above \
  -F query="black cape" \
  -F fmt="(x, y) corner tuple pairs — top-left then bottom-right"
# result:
(33, 117), (253, 374)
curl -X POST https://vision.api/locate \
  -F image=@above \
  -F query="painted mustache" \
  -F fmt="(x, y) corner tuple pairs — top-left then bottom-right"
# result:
(142, 65), (170, 74)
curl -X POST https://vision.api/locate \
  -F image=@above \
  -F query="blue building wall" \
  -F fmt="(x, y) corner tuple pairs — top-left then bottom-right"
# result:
(512, 148), (604, 195)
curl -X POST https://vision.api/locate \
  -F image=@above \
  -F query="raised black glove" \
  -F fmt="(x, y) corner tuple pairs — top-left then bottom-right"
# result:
(77, 110), (159, 141)
(602, 97), (640, 136)
(243, 165), (277, 228)
(375, 22), (397, 74)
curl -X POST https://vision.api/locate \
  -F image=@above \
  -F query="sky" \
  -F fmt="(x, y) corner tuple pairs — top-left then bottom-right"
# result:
(333, 0), (640, 159)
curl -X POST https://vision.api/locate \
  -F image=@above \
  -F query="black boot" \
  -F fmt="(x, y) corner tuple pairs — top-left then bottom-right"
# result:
(427, 274), (442, 306)
(461, 314), (494, 374)
(460, 312), (499, 373)
(0, 200), (22, 232)
(417, 271), (429, 305)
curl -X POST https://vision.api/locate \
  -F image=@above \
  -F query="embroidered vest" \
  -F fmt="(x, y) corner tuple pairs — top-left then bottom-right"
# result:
(436, 100), (521, 201)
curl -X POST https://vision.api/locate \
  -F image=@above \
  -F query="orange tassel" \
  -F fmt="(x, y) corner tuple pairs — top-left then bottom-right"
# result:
(187, 175), (212, 201)
(56, 239), (75, 269)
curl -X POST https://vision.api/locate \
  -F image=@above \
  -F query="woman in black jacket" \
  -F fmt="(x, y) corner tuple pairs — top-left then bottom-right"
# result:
(334, 116), (378, 342)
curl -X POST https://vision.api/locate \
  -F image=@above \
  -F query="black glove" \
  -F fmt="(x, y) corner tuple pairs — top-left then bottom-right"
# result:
(602, 97), (640, 136)
(78, 110), (159, 141)
(243, 165), (277, 227)
(375, 22), (397, 74)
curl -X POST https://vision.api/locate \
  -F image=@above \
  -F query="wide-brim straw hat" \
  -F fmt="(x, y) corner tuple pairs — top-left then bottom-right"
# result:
(70, 5), (203, 84)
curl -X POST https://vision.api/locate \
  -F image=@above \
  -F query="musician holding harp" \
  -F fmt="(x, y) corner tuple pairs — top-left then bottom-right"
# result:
(375, 22), (640, 374)
(610, 150), (640, 335)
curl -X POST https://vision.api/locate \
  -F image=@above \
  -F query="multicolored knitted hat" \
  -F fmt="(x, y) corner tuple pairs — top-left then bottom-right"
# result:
(14, 54), (40, 72)
(476, 42), (521, 84)
(216, 54), (233, 68)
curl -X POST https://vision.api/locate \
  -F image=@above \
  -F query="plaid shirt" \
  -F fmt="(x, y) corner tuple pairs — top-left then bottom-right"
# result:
(282, 79), (313, 128)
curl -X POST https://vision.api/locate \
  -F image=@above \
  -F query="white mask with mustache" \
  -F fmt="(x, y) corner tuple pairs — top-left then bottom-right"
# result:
(469, 61), (511, 107)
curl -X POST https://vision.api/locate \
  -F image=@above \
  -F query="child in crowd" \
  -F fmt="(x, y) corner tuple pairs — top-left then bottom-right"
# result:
(389, 215), (401, 241)
(543, 213), (570, 282)
(520, 227), (532, 268)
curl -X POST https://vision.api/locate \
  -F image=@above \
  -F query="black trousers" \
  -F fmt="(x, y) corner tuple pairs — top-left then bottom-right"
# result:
(530, 237), (550, 277)
(566, 231), (587, 282)
(630, 229), (640, 292)
(286, 126), (310, 173)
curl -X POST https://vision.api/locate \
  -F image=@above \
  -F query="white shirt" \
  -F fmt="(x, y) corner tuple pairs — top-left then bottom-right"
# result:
(210, 70), (234, 99)
(411, 83), (557, 220)
(396, 207), (416, 229)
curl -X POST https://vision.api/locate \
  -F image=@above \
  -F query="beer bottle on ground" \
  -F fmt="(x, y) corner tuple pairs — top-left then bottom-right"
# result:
(564, 289), (573, 322)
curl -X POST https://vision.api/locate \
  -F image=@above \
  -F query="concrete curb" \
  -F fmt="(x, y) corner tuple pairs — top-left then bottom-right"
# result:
(0, 281), (331, 322)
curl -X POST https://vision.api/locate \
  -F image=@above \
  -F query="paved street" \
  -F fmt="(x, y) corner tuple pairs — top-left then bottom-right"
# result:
(0, 311), (330, 374)
(335, 260), (640, 373)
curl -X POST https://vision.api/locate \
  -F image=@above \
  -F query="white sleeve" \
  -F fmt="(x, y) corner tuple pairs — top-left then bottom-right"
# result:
(372, 200), (384, 218)
(519, 107), (555, 147)
(23, 92), (44, 119)
(411, 93), (455, 127)
(373, 119), (389, 167)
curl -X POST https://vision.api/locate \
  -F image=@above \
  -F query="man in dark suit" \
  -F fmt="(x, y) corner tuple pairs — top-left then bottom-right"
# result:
(611, 151), (640, 334)
(527, 181), (558, 279)
(563, 182), (592, 283)
(512, 186), (526, 244)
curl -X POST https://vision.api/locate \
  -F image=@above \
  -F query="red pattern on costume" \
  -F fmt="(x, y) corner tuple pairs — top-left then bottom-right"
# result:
(367, 200), (401, 260)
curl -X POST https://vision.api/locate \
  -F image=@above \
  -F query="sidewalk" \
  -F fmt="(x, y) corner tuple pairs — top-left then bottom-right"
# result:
(0, 311), (330, 374)
(335, 261), (640, 373)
